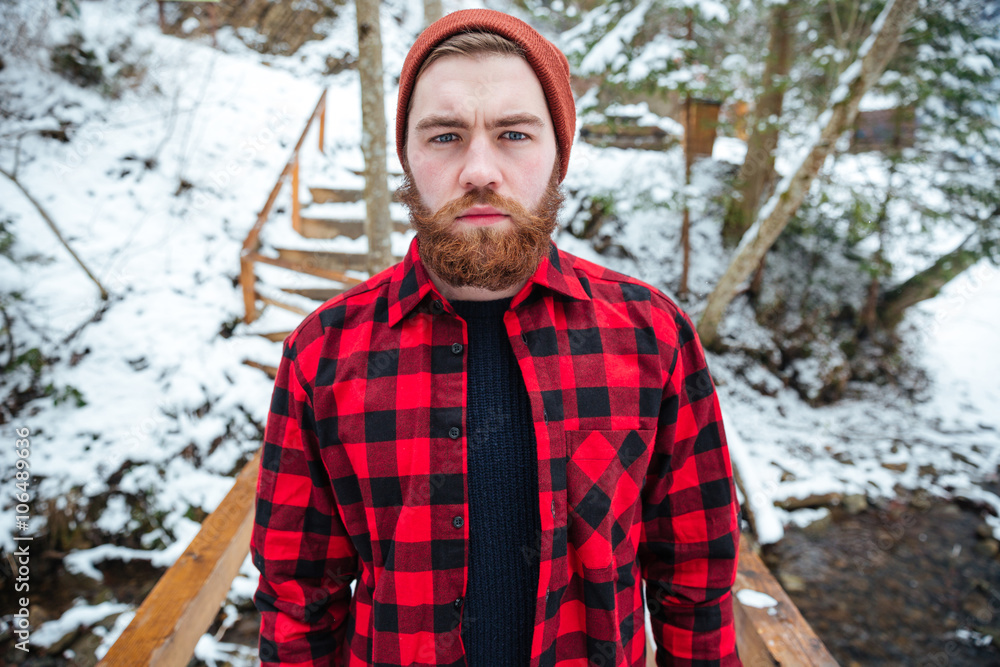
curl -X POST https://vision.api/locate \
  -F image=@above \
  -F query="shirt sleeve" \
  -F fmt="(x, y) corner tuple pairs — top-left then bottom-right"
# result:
(251, 340), (359, 667)
(639, 311), (741, 666)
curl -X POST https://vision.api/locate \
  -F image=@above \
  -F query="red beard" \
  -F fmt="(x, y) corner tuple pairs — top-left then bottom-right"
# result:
(397, 166), (564, 293)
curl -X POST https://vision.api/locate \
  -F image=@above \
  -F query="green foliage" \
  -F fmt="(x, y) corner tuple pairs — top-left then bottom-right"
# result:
(56, 0), (80, 19)
(563, 0), (737, 115)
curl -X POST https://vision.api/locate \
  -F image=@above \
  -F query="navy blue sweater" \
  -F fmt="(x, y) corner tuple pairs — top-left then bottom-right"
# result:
(451, 298), (541, 666)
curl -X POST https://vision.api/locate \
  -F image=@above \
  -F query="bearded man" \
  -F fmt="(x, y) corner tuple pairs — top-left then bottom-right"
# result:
(251, 9), (742, 667)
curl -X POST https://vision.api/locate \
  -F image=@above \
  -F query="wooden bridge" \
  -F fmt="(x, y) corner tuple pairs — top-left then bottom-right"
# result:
(97, 91), (839, 667)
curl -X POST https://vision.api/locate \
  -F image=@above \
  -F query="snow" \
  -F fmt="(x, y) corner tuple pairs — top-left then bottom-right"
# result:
(578, 0), (653, 75)
(736, 589), (779, 609)
(30, 599), (131, 648)
(1, 0), (999, 661)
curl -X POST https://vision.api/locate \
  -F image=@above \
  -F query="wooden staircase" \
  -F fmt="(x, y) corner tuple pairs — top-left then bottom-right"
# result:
(239, 90), (406, 376)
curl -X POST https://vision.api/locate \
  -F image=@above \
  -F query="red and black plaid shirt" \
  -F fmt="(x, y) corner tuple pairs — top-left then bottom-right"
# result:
(251, 238), (741, 666)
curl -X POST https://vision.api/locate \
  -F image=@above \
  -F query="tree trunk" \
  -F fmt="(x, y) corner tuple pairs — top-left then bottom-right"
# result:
(721, 2), (793, 246)
(356, 0), (394, 275)
(878, 233), (983, 330)
(423, 0), (443, 27)
(697, 0), (920, 349)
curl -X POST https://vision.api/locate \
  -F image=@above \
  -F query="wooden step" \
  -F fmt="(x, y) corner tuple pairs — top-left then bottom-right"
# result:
(274, 248), (401, 273)
(297, 216), (410, 240)
(280, 286), (346, 301)
(243, 359), (278, 378)
(246, 251), (365, 286)
(308, 186), (404, 204)
(255, 331), (291, 343)
(255, 288), (311, 316)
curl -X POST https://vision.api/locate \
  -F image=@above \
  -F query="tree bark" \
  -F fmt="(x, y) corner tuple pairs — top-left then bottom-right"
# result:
(423, 0), (443, 27)
(721, 2), (793, 246)
(356, 0), (394, 275)
(697, 0), (920, 349)
(878, 233), (983, 330)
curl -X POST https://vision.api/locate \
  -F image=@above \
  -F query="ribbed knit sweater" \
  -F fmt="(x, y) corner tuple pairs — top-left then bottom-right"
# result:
(451, 298), (541, 667)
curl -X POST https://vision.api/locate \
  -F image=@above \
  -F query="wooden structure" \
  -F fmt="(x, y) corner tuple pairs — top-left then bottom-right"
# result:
(239, 90), (403, 363)
(685, 98), (723, 159)
(99, 449), (839, 666)
(850, 107), (917, 153)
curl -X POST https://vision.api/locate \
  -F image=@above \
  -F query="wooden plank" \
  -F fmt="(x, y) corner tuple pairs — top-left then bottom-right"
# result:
(733, 594), (779, 666)
(279, 286), (346, 301)
(275, 247), (402, 273)
(246, 251), (365, 286)
(308, 187), (403, 204)
(308, 187), (364, 204)
(297, 216), (410, 240)
(98, 449), (261, 667)
(256, 290), (310, 316)
(255, 331), (292, 343)
(733, 536), (839, 666)
(243, 359), (279, 378)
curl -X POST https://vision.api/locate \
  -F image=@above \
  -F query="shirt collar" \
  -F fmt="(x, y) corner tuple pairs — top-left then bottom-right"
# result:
(387, 237), (591, 327)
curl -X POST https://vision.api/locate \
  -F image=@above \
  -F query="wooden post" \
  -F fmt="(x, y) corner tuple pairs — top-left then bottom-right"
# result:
(240, 254), (257, 324)
(291, 154), (301, 234)
(318, 102), (326, 154)
(99, 450), (261, 667)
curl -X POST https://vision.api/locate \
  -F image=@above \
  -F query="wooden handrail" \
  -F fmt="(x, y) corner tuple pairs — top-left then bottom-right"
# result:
(732, 535), (840, 666)
(102, 462), (840, 667)
(242, 89), (328, 323)
(98, 449), (261, 666)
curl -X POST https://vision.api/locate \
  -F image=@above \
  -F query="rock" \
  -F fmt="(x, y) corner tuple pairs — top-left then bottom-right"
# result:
(881, 462), (908, 472)
(843, 494), (869, 515)
(778, 572), (807, 593)
(974, 539), (1000, 558)
(976, 523), (993, 540)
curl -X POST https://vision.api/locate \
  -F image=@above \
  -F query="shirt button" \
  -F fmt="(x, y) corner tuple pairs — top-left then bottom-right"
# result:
(448, 426), (461, 439)
(521, 333), (528, 344)
(551, 500), (556, 516)
(453, 597), (463, 608)
(451, 342), (463, 354)
(431, 299), (444, 313)
(452, 515), (464, 529)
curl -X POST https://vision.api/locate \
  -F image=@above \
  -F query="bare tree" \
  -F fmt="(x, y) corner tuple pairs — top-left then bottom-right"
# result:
(356, 0), (393, 274)
(696, 0), (920, 349)
(423, 0), (443, 27)
(721, 1), (793, 247)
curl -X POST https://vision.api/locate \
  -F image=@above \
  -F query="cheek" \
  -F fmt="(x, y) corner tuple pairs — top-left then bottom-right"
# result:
(408, 155), (450, 209)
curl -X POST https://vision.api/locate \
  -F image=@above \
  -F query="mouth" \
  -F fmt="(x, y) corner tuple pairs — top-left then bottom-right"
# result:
(455, 206), (509, 226)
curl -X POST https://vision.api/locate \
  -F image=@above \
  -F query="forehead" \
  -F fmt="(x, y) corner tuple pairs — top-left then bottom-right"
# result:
(408, 54), (552, 125)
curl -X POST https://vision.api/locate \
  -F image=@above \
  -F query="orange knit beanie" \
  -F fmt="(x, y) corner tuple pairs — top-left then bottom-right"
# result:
(396, 9), (576, 182)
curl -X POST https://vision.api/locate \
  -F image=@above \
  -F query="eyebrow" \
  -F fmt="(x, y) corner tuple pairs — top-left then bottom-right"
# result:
(413, 113), (546, 133)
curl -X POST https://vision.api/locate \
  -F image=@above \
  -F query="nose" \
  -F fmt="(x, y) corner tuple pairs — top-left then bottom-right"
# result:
(459, 133), (502, 191)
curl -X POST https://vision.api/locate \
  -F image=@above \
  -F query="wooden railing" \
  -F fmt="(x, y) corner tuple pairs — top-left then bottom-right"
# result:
(240, 89), (362, 325)
(100, 445), (839, 666)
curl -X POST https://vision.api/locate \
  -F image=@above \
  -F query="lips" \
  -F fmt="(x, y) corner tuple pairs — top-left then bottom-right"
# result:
(455, 206), (509, 226)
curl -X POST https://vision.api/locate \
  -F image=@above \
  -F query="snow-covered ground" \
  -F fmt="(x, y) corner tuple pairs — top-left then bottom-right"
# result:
(1, 0), (998, 662)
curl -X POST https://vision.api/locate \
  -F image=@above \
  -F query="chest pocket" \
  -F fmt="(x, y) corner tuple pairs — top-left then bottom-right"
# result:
(565, 429), (654, 572)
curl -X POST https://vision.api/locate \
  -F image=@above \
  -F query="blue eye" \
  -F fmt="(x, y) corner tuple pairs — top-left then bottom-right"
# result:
(432, 133), (459, 144)
(503, 131), (528, 141)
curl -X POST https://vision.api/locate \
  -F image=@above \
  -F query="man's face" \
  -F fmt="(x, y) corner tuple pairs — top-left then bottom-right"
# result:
(400, 54), (563, 292)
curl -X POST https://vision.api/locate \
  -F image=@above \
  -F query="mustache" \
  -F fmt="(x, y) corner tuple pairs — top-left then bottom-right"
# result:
(432, 188), (529, 225)
(396, 169), (564, 292)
